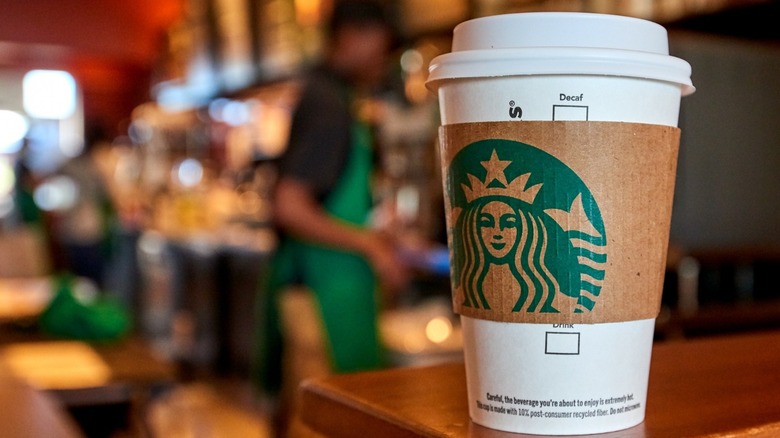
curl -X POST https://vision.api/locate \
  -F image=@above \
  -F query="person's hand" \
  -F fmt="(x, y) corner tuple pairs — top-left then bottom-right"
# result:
(362, 232), (412, 296)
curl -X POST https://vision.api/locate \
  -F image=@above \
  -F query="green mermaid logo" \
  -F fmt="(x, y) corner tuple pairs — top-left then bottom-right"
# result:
(449, 140), (607, 314)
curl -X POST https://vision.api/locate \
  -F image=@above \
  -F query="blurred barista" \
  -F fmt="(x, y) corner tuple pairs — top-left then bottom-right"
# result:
(254, 0), (410, 420)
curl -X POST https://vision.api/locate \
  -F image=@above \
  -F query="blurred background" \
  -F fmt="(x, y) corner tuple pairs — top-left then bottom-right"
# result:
(0, 0), (779, 437)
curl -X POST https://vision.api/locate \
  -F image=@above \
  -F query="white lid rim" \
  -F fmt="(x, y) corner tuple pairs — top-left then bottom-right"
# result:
(451, 12), (670, 55)
(427, 48), (694, 95)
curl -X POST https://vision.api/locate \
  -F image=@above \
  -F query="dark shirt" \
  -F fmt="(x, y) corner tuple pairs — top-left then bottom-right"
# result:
(279, 66), (354, 201)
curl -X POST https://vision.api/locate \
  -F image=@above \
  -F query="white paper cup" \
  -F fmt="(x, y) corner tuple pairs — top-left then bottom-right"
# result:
(428, 12), (693, 435)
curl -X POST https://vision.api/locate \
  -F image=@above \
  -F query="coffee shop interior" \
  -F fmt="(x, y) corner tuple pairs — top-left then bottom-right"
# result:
(0, 0), (779, 436)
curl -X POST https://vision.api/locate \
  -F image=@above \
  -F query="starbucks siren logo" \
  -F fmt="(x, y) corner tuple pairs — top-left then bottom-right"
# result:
(449, 140), (607, 314)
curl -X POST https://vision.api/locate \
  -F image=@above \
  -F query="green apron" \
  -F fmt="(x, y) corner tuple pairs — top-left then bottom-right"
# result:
(255, 121), (382, 394)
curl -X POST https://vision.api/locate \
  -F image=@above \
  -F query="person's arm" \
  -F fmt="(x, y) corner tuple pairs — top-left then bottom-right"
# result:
(273, 176), (410, 294)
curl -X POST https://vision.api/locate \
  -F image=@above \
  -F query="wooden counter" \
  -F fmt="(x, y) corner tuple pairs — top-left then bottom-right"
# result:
(299, 330), (780, 437)
(0, 366), (83, 438)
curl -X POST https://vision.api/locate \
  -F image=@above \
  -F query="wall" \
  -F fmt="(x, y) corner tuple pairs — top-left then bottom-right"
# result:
(670, 32), (780, 250)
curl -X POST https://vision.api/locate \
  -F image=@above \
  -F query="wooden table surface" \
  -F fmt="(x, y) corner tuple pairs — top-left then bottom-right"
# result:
(299, 330), (780, 438)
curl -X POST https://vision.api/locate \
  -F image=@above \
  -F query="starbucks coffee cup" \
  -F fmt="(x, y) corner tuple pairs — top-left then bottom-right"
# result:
(427, 13), (693, 435)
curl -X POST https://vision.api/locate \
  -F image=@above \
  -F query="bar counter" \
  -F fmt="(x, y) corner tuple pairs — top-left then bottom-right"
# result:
(299, 330), (780, 437)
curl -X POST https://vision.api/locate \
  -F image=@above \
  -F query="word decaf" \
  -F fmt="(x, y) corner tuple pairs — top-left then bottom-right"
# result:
(559, 93), (584, 101)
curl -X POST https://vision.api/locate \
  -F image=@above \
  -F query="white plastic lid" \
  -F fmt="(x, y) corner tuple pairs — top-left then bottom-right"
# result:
(428, 12), (694, 95)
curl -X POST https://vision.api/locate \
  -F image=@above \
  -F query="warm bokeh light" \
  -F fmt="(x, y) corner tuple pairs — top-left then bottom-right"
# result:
(425, 317), (453, 344)
(295, 0), (325, 26)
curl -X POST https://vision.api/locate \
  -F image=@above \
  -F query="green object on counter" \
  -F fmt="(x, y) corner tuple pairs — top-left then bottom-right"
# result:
(39, 275), (130, 342)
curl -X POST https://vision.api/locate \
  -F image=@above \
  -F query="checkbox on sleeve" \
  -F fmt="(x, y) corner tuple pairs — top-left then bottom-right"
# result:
(545, 332), (581, 355)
